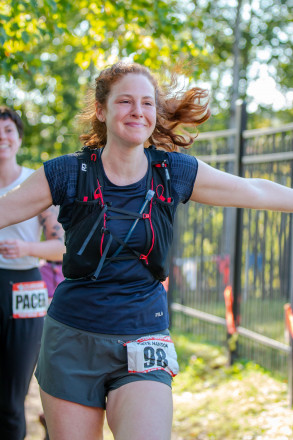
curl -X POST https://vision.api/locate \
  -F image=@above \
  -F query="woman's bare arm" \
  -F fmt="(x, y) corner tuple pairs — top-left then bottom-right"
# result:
(0, 167), (53, 228)
(0, 169), (65, 261)
(190, 159), (293, 212)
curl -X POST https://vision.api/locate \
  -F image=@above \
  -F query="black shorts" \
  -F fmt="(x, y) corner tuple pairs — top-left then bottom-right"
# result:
(35, 316), (173, 409)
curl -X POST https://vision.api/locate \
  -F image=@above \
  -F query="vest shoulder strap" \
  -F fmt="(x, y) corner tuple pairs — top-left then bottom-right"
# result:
(74, 147), (104, 201)
(146, 145), (169, 163)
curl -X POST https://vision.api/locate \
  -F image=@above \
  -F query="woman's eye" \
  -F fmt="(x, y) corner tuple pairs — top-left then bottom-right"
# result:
(120, 100), (130, 104)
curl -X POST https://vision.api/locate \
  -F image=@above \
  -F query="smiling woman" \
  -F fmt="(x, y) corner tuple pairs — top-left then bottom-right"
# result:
(79, 62), (210, 152)
(1, 61), (293, 440)
(0, 111), (22, 161)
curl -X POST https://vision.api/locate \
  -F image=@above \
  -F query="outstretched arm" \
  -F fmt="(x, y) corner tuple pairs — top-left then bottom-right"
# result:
(0, 167), (52, 228)
(190, 159), (293, 212)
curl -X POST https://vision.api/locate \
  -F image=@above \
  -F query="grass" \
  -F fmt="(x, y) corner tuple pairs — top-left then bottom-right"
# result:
(170, 330), (293, 440)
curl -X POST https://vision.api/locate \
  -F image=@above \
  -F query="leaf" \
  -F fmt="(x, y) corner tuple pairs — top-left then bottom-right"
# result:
(21, 30), (30, 44)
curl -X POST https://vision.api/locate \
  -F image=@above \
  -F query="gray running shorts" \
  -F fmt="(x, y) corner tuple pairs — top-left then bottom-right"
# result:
(35, 316), (173, 409)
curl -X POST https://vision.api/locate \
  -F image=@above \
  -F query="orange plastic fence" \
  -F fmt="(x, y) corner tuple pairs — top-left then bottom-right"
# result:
(224, 285), (237, 334)
(284, 303), (293, 338)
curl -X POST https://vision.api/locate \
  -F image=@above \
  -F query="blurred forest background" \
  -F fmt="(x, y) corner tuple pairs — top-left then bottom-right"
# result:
(1, 0), (292, 167)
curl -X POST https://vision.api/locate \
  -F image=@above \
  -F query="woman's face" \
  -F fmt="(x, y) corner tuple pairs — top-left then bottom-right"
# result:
(97, 73), (156, 149)
(0, 117), (22, 161)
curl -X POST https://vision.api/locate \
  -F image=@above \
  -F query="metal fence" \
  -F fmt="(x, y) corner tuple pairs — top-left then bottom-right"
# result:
(169, 103), (293, 400)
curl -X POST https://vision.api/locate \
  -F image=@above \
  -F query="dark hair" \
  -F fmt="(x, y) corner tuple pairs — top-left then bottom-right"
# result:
(0, 106), (24, 138)
(79, 61), (210, 152)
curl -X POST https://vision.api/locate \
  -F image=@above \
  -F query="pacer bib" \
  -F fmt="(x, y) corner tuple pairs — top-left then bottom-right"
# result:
(12, 281), (48, 318)
(125, 334), (179, 377)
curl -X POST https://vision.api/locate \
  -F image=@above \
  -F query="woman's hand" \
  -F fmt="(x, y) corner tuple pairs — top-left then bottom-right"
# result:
(0, 189), (65, 262)
(0, 239), (30, 259)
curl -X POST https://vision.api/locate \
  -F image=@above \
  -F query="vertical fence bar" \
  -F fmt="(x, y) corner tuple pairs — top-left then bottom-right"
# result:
(229, 101), (247, 364)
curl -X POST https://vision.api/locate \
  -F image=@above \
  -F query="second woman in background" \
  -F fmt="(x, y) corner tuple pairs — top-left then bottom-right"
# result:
(0, 106), (65, 440)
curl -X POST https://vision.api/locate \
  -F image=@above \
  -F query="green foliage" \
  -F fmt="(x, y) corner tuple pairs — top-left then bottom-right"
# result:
(0, 0), (207, 162)
(170, 331), (291, 440)
(0, 0), (292, 162)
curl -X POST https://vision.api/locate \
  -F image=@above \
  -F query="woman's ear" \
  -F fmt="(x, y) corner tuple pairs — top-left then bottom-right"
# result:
(95, 102), (105, 122)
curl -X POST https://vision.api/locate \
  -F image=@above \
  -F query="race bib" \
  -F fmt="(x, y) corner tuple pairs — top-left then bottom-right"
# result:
(125, 334), (179, 377)
(12, 281), (48, 318)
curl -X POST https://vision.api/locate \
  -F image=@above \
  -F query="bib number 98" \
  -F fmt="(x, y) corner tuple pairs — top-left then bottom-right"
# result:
(125, 334), (179, 377)
(144, 346), (168, 369)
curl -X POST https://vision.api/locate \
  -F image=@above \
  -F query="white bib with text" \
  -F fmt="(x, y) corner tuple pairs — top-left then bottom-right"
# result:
(12, 281), (48, 318)
(125, 334), (179, 377)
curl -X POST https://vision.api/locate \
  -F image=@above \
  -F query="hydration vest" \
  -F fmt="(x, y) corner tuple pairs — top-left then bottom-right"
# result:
(62, 145), (175, 281)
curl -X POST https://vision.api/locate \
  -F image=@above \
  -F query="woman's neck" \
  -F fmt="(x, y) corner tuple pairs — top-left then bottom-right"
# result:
(0, 159), (22, 189)
(101, 144), (148, 186)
